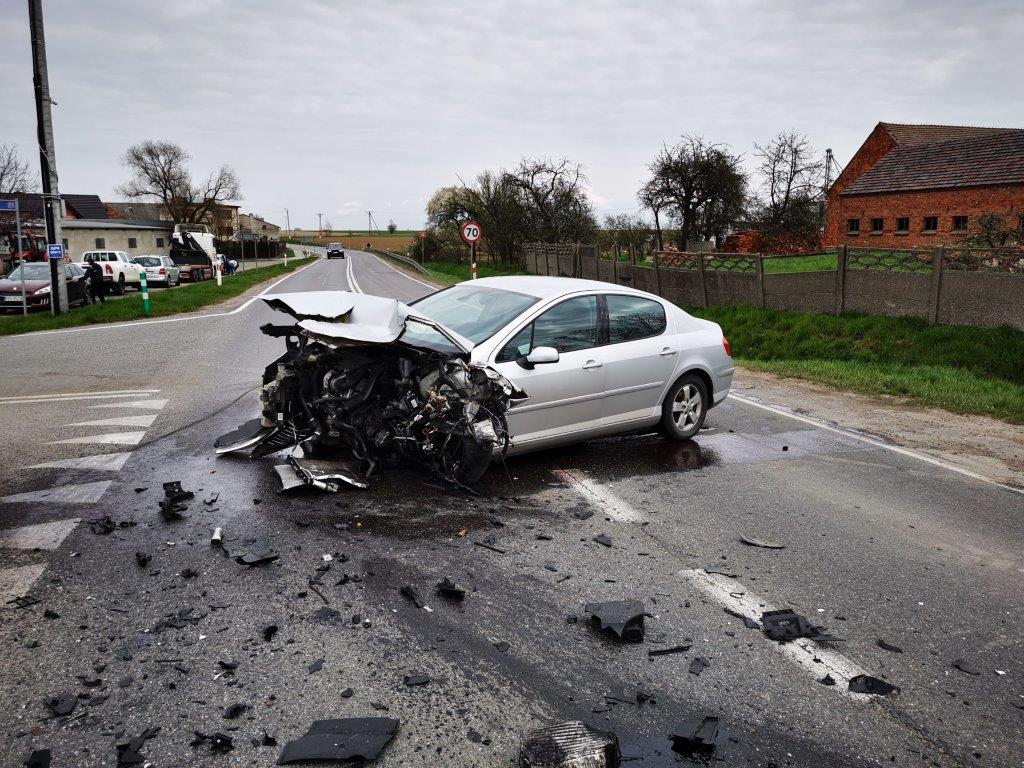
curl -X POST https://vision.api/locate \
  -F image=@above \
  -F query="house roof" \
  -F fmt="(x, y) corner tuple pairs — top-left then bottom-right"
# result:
(7, 193), (108, 220)
(843, 129), (1024, 195)
(62, 219), (172, 231)
(880, 122), (1020, 147)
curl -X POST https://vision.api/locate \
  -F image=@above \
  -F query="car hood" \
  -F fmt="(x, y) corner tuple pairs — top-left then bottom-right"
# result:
(0, 278), (48, 292)
(261, 291), (474, 352)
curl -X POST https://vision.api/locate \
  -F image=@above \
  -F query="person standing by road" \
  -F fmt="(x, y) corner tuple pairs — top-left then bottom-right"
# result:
(87, 260), (106, 304)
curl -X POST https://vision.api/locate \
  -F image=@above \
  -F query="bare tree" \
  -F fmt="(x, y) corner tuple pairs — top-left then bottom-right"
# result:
(322, 217), (332, 232)
(117, 140), (240, 225)
(750, 130), (823, 245)
(963, 213), (1022, 248)
(513, 157), (597, 243)
(638, 177), (672, 251)
(603, 213), (652, 259)
(0, 144), (37, 195)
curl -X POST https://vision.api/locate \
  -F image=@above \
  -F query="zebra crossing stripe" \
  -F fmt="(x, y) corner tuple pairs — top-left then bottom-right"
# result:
(23, 452), (133, 471)
(50, 431), (145, 446)
(66, 414), (157, 428)
(0, 480), (113, 505)
(0, 518), (81, 551)
(90, 398), (168, 410)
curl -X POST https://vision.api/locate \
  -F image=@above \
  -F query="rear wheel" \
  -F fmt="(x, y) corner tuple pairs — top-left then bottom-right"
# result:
(660, 374), (708, 440)
(115, 275), (125, 295)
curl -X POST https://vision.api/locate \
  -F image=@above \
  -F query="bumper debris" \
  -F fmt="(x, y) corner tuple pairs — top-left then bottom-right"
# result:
(520, 720), (619, 768)
(277, 717), (399, 764)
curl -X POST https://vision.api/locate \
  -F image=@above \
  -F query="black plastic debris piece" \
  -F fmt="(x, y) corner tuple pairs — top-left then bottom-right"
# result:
(877, 639), (904, 654)
(262, 732), (278, 747)
(235, 547), (279, 567)
(163, 481), (194, 503)
(703, 565), (739, 578)
(570, 505), (595, 521)
(43, 608), (60, 619)
(45, 693), (76, 716)
(951, 659), (981, 676)
(308, 658), (324, 674)
(135, 551), (151, 568)
(492, 640), (510, 653)
(688, 657), (709, 676)
(670, 716), (719, 756)
(584, 600), (645, 643)
(723, 608), (761, 630)
(647, 643), (692, 658)
(88, 515), (116, 535)
(263, 624), (279, 642)
(192, 731), (234, 753)
(593, 534), (612, 548)
(400, 584), (426, 608)
(23, 749), (51, 768)
(474, 537), (506, 554)
(761, 609), (827, 642)
(819, 673), (837, 686)
(520, 720), (619, 768)
(116, 726), (160, 766)
(224, 702), (249, 719)
(159, 499), (188, 521)
(8, 594), (40, 609)
(218, 660), (239, 672)
(180, 567), (199, 579)
(604, 686), (640, 704)
(204, 492), (220, 505)
(340, 688), (354, 698)
(152, 606), (205, 633)
(848, 675), (899, 695)
(277, 717), (400, 764)
(370, 702), (389, 711)
(436, 577), (466, 600)
(403, 672), (430, 686)
(739, 535), (786, 549)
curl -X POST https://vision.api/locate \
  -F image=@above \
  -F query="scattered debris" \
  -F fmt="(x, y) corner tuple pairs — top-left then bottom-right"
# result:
(400, 585), (426, 608)
(8, 594), (40, 609)
(436, 577), (466, 600)
(951, 659), (981, 676)
(724, 608), (761, 630)
(670, 716), (720, 756)
(520, 721), (619, 768)
(876, 639), (904, 654)
(818, 674), (836, 686)
(474, 537), (506, 554)
(593, 534), (612, 547)
(341, 688), (354, 698)
(43, 608), (59, 620)
(570, 505), (594, 521)
(403, 672), (430, 686)
(263, 624), (279, 642)
(204, 493), (220, 505)
(761, 609), (832, 642)
(45, 693), (76, 717)
(234, 547), (279, 567)
(88, 515), (116, 535)
(163, 481), (194, 503)
(584, 600), (645, 642)
(308, 658), (324, 674)
(647, 643), (692, 658)
(23, 749), (51, 768)
(277, 717), (400, 764)
(848, 675), (899, 695)
(180, 567), (199, 579)
(192, 731), (234, 754)
(134, 551), (151, 568)
(211, 528), (223, 548)
(740, 535), (786, 549)
(688, 657), (709, 676)
(223, 703), (249, 719)
(116, 726), (160, 766)
(261, 732), (278, 747)
(492, 640), (510, 653)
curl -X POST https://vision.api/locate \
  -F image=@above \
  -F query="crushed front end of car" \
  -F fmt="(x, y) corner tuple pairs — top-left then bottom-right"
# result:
(215, 291), (525, 490)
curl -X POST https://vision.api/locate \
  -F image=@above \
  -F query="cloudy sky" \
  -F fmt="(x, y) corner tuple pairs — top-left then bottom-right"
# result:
(2, 1), (1022, 231)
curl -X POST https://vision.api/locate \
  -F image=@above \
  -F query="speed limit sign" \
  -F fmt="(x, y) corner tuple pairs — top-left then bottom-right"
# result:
(460, 221), (483, 245)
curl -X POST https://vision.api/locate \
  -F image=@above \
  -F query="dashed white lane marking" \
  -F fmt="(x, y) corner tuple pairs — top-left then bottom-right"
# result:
(0, 389), (160, 405)
(90, 398), (168, 410)
(66, 413), (157, 428)
(50, 431), (145, 446)
(0, 480), (112, 505)
(0, 518), (81, 551)
(728, 392), (1024, 497)
(0, 563), (46, 603)
(680, 568), (871, 701)
(23, 451), (133, 471)
(552, 469), (643, 522)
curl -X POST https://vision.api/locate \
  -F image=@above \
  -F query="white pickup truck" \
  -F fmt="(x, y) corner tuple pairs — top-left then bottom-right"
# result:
(78, 250), (144, 295)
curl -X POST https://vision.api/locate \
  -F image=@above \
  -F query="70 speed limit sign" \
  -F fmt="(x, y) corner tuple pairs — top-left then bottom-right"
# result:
(460, 221), (483, 245)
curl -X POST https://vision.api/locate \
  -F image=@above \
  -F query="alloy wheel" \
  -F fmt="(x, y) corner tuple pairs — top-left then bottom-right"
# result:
(672, 384), (703, 430)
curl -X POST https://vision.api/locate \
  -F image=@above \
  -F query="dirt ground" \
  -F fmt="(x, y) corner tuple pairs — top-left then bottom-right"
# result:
(732, 367), (1024, 490)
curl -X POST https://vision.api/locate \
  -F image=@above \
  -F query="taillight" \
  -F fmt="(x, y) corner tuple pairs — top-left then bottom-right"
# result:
(104, 264), (112, 274)
(722, 337), (732, 357)
(158, 268), (166, 275)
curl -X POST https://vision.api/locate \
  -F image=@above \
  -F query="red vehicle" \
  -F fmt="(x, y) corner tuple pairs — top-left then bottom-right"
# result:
(2, 226), (47, 273)
(0, 262), (91, 312)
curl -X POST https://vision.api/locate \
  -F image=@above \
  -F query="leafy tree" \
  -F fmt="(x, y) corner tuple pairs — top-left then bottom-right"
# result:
(962, 213), (1022, 247)
(387, 219), (397, 233)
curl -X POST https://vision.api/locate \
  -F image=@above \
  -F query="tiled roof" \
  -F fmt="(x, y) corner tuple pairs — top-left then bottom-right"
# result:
(843, 130), (1024, 195)
(880, 122), (1021, 147)
(5, 193), (108, 220)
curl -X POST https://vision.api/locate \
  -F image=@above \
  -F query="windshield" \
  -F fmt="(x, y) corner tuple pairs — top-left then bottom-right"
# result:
(398, 318), (465, 355)
(5, 264), (50, 281)
(135, 257), (161, 266)
(411, 285), (538, 344)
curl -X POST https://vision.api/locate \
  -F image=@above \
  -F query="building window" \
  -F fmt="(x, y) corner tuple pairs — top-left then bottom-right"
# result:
(952, 216), (968, 232)
(127, 237), (138, 249)
(870, 218), (884, 234)
(895, 217), (910, 233)
(922, 216), (938, 233)
(156, 237), (164, 248)
(95, 237), (105, 248)
(62, 238), (68, 250)
(846, 218), (860, 234)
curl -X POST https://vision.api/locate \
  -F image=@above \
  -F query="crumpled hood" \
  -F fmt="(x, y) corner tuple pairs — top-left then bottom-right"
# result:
(261, 290), (472, 350)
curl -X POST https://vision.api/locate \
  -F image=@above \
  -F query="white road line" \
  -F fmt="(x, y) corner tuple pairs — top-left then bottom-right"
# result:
(346, 254), (364, 294)
(367, 251), (438, 289)
(0, 518), (81, 551)
(0, 388), (160, 402)
(2, 255), (321, 339)
(681, 568), (872, 701)
(552, 469), (643, 522)
(90, 398), (168, 410)
(0, 563), (46, 603)
(24, 451), (133, 471)
(50, 431), (145, 446)
(66, 413), (157, 428)
(0, 480), (112, 505)
(728, 391), (1024, 497)
(0, 391), (160, 406)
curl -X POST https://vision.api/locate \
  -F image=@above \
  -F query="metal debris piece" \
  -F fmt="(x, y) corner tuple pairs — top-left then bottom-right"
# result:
(24, 749), (51, 768)
(211, 528), (223, 547)
(45, 693), (76, 716)
(520, 720), (619, 768)
(848, 675), (899, 695)
(951, 659), (981, 676)
(436, 577), (466, 600)
(647, 643), (692, 658)
(218, 660), (239, 671)
(739, 535), (786, 549)
(761, 609), (827, 642)
(688, 657), (709, 676)
(403, 672), (430, 686)
(275, 463), (306, 492)
(277, 717), (400, 764)
(877, 639), (904, 654)
(88, 515), (116, 535)
(593, 534), (612, 547)
(670, 716), (719, 756)
(584, 600), (645, 643)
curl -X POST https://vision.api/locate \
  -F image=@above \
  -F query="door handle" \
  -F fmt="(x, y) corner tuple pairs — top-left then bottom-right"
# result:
(659, 347), (678, 356)
(582, 360), (603, 370)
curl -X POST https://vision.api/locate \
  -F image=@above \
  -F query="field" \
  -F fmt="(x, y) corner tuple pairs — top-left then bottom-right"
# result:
(287, 232), (418, 251)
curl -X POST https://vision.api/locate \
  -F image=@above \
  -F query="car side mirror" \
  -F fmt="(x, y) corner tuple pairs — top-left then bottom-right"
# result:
(518, 346), (559, 369)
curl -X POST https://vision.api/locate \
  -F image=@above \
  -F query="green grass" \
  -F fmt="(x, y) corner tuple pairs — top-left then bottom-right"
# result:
(419, 260), (529, 285)
(762, 253), (837, 273)
(688, 304), (1024, 423)
(0, 254), (312, 337)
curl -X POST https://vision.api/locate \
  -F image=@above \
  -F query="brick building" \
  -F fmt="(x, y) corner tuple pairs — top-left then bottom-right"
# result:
(824, 122), (1024, 248)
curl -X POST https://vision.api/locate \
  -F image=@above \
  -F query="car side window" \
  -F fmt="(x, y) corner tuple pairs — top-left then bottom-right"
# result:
(606, 295), (667, 343)
(496, 325), (533, 363)
(531, 295), (599, 354)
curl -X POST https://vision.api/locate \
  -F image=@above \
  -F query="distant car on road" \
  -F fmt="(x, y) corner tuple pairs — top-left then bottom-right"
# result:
(78, 250), (143, 295)
(326, 243), (345, 259)
(133, 255), (181, 287)
(0, 262), (91, 312)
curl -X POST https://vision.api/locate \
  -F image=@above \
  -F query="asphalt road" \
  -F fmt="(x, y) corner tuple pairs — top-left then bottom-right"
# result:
(0, 250), (1021, 767)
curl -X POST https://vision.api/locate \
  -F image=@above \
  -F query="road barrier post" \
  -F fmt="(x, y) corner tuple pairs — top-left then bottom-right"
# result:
(139, 270), (151, 316)
(216, 262), (223, 286)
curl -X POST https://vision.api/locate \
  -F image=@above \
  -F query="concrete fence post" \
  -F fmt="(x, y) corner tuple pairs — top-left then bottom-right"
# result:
(612, 243), (618, 284)
(653, 250), (663, 297)
(697, 252), (708, 308)
(755, 253), (765, 308)
(929, 246), (945, 325)
(629, 243), (636, 266)
(835, 245), (847, 314)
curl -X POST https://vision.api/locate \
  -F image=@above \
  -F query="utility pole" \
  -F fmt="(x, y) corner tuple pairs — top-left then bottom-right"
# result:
(316, 212), (323, 234)
(284, 207), (290, 239)
(820, 148), (835, 229)
(28, 0), (67, 315)
(366, 210), (373, 236)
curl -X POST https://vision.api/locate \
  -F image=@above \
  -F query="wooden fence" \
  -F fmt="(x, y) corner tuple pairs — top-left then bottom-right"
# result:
(520, 243), (1024, 330)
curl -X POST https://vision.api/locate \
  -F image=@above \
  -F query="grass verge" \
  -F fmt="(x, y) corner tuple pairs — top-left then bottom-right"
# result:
(688, 304), (1024, 423)
(419, 260), (529, 285)
(0, 254), (312, 336)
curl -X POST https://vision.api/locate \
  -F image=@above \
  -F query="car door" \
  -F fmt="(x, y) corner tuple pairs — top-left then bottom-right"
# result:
(490, 294), (605, 446)
(64, 264), (85, 304)
(600, 293), (678, 426)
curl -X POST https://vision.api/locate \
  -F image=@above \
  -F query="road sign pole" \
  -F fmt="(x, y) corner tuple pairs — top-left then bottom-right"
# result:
(139, 269), (151, 316)
(471, 242), (477, 280)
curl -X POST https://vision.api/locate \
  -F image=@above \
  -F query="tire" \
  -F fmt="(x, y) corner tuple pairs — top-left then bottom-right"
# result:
(115, 275), (125, 295)
(660, 373), (709, 441)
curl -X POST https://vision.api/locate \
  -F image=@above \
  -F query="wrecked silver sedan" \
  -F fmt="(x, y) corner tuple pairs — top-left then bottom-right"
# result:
(215, 291), (525, 490)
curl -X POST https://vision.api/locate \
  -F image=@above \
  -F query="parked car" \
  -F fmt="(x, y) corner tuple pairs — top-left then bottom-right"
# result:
(217, 277), (733, 489)
(326, 243), (345, 259)
(77, 250), (143, 295)
(0, 262), (91, 312)
(133, 255), (180, 287)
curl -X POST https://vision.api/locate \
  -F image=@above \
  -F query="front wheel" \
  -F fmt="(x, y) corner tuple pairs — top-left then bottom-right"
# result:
(115, 275), (126, 295)
(660, 374), (708, 440)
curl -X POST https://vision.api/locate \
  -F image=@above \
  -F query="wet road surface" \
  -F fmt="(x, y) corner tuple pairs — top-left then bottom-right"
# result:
(0, 250), (1021, 767)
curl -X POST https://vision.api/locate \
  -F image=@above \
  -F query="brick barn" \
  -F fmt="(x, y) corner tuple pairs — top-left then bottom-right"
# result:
(824, 122), (1024, 248)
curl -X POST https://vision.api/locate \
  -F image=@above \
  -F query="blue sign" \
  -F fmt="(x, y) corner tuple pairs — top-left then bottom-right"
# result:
(47, 244), (64, 260)
(0, 200), (17, 212)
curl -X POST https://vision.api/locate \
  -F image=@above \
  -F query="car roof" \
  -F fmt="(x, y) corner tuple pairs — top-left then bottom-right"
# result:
(469, 275), (647, 299)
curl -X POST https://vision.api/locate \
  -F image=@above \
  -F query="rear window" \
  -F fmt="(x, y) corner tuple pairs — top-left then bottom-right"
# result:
(135, 257), (161, 267)
(606, 295), (666, 343)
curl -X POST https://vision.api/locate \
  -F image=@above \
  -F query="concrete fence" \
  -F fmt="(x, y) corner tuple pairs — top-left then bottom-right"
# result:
(520, 243), (1024, 330)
